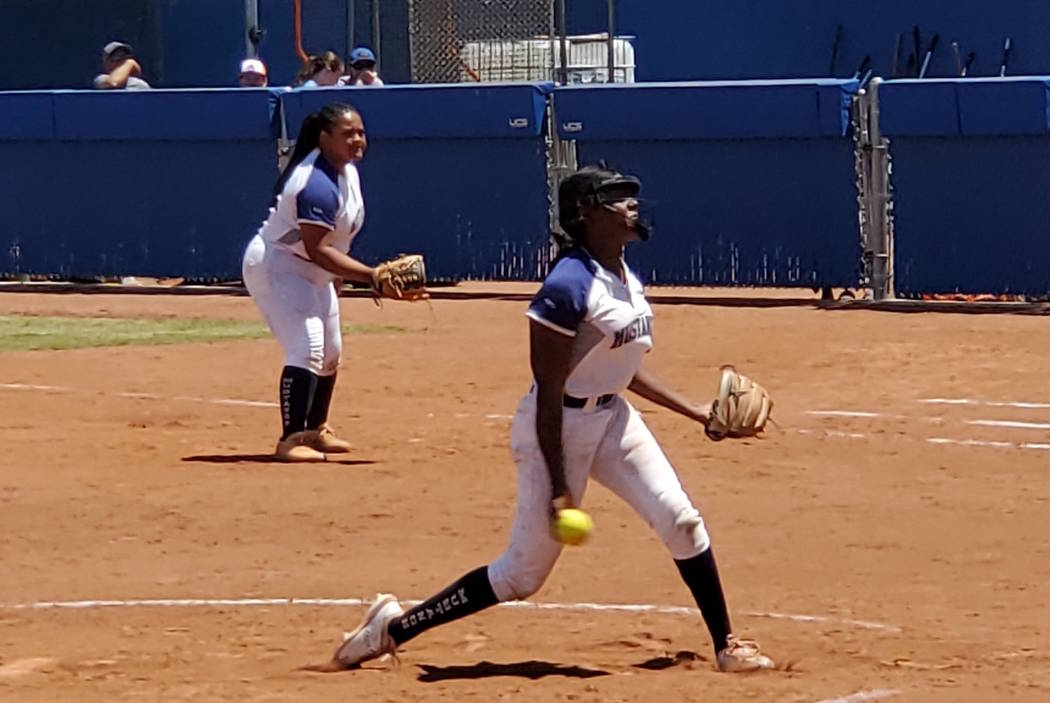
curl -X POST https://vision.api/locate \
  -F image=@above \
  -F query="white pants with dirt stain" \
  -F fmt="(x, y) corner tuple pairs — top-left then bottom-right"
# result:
(241, 234), (341, 377)
(487, 391), (711, 602)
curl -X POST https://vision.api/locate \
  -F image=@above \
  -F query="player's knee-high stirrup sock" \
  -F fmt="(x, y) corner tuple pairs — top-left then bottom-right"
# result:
(675, 547), (732, 653)
(388, 566), (499, 646)
(306, 373), (336, 430)
(279, 366), (317, 440)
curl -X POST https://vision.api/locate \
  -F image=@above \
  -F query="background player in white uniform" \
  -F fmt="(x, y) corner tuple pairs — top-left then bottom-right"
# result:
(329, 165), (775, 672)
(242, 102), (381, 462)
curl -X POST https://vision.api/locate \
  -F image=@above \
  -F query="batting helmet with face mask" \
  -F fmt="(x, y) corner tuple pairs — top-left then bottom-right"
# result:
(556, 165), (651, 247)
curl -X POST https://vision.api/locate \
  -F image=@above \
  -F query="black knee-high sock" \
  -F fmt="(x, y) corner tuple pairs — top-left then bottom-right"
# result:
(306, 373), (336, 430)
(388, 566), (499, 646)
(675, 547), (733, 653)
(279, 366), (317, 439)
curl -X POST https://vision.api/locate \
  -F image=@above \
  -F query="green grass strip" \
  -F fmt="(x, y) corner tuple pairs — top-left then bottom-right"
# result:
(0, 315), (404, 351)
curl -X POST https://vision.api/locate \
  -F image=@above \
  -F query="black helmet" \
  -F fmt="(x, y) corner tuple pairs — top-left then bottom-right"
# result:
(557, 165), (648, 244)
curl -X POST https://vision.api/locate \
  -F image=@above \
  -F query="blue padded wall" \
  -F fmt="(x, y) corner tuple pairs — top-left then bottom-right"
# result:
(1, 89), (279, 280)
(879, 78), (1050, 296)
(554, 81), (862, 287)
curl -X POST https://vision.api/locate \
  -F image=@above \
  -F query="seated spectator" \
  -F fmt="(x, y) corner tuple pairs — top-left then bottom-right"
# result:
(295, 51), (344, 87)
(238, 58), (269, 87)
(341, 47), (384, 86)
(93, 41), (151, 90)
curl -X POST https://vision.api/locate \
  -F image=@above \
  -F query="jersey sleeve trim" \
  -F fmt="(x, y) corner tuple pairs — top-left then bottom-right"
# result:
(526, 251), (593, 336)
(525, 310), (577, 337)
(295, 218), (336, 230)
(295, 164), (340, 229)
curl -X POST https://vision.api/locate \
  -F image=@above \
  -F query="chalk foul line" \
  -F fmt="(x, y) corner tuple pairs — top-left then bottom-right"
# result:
(814, 689), (900, 703)
(6, 382), (1045, 451)
(966, 419), (1050, 430)
(807, 410), (1050, 431)
(0, 596), (900, 632)
(797, 428), (1050, 451)
(920, 398), (1050, 410)
(927, 437), (1050, 451)
(1, 382), (277, 409)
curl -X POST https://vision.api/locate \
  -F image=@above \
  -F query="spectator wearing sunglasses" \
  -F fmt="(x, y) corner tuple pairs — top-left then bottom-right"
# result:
(340, 47), (384, 87)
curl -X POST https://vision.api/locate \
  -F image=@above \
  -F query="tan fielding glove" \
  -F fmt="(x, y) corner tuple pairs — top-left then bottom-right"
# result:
(705, 365), (773, 441)
(371, 254), (428, 301)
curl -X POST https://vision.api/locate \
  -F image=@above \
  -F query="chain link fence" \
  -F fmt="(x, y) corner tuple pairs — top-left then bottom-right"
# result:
(406, 0), (635, 84)
(408, 0), (554, 83)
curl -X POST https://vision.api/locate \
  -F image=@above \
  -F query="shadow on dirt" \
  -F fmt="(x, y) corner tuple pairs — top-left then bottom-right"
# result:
(416, 660), (610, 682)
(181, 454), (375, 466)
(633, 650), (709, 670)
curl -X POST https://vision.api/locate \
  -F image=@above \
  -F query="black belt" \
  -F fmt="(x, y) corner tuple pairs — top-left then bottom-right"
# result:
(563, 393), (616, 409)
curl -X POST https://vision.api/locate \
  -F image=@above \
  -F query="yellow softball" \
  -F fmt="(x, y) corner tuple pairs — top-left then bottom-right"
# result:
(551, 508), (594, 546)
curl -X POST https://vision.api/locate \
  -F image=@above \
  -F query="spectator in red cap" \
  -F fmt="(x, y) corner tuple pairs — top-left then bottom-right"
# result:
(239, 58), (269, 87)
(93, 41), (151, 90)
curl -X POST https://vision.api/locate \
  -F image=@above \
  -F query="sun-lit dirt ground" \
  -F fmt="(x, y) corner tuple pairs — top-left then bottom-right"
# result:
(1, 286), (1048, 702)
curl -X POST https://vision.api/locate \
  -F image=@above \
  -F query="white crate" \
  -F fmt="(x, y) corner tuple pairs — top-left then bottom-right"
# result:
(460, 34), (636, 84)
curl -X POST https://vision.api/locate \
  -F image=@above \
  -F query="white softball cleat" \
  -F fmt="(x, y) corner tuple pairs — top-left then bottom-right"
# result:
(333, 594), (404, 668)
(716, 636), (775, 672)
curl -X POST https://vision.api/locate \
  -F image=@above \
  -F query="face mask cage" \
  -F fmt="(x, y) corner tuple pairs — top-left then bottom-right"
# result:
(594, 190), (654, 241)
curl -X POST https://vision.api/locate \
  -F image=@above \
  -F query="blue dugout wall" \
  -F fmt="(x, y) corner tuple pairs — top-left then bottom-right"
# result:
(554, 80), (862, 286)
(878, 78), (1050, 296)
(0, 89), (279, 280)
(4, 78), (1049, 294)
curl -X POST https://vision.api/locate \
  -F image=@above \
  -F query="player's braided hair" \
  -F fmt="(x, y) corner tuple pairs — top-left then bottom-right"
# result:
(272, 102), (357, 203)
(554, 167), (597, 249)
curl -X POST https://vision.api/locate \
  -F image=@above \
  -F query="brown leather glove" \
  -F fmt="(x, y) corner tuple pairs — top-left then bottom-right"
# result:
(705, 365), (773, 441)
(371, 254), (428, 301)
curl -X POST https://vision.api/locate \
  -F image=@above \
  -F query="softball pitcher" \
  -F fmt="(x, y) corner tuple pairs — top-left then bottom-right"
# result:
(328, 165), (775, 672)
(242, 103), (381, 462)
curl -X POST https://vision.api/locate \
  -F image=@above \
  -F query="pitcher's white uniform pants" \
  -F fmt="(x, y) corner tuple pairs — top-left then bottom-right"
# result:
(487, 392), (711, 602)
(242, 235), (341, 376)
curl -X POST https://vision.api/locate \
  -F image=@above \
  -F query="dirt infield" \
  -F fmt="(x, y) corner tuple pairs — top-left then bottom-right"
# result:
(1, 286), (1048, 702)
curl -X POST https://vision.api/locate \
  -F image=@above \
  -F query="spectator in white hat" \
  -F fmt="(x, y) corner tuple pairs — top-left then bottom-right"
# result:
(93, 41), (151, 90)
(239, 58), (269, 87)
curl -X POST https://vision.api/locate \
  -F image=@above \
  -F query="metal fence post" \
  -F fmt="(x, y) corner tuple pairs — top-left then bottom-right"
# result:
(851, 88), (873, 293)
(545, 96), (578, 272)
(556, 0), (568, 84)
(867, 78), (895, 300)
(244, 0), (260, 57)
(372, 0), (381, 65)
(347, 0), (356, 59)
(605, 0), (615, 83)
